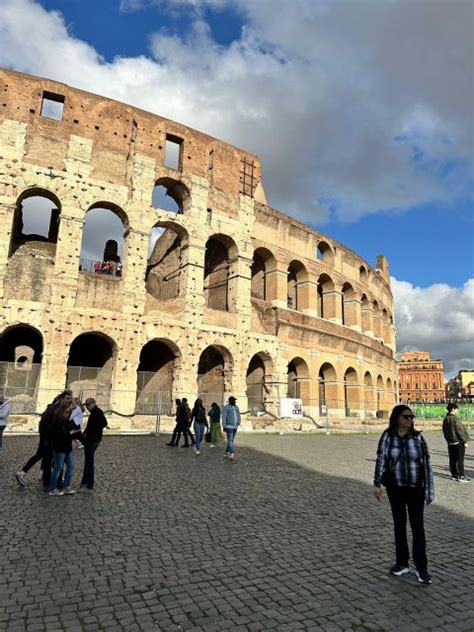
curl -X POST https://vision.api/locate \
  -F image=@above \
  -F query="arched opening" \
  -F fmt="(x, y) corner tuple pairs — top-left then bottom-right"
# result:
(246, 352), (273, 413)
(9, 190), (61, 258)
(79, 204), (128, 275)
(319, 362), (337, 413)
(287, 260), (307, 311)
(359, 265), (368, 282)
(316, 241), (334, 264)
(204, 235), (237, 312)
(151, 177), (190, 214)
(344, 367), (359, 416)
(287, 357), (309, 404)
(135, 340), (179, 415)
(66, 333), (116, 407)
(376, 374), (384, 413)
(0, 325), (43, 411)
(197, 345), (232, 408)
(361, 294), (371, 333)
(364, 371), (374, 413)
(146, 223), (188, 301)
(251, 248), (276, 301)
(317, 274), (335, 319)
(341, 283), (357, 326)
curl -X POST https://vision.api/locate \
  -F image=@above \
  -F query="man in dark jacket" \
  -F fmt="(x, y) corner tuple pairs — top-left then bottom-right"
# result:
(443, 403), (470, 482)
(16, 390), (73, 488)
(79, 398), (108, 492)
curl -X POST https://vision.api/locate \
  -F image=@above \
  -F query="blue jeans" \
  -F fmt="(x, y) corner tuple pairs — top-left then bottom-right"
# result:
(225, 428), (237, 454)
(50, 452), (75, 491)
(0, 426), (5, 449)
(194, 422), (205, 451)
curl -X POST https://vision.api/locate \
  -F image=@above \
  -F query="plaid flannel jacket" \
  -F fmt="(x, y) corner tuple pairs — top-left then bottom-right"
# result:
(374, 431), (435, 501)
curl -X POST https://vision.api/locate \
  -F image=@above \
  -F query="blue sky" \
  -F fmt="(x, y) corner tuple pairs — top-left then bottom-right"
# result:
(0, 0), (473, 375)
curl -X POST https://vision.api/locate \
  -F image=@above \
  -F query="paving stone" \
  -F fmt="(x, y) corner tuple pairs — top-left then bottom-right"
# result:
(1, 433), (472, 631)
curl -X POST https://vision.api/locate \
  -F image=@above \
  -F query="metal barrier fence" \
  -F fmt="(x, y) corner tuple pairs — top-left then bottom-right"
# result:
(3, 386), (473, 431)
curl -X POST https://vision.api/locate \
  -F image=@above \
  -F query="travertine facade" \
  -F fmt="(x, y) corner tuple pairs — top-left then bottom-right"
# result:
(0, 68), (398, 430)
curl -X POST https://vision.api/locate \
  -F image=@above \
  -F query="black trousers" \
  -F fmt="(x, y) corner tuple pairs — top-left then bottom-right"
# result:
(22, 438), (52, 485)
(386, 485), (428, 573)
(448, 443), (465, 478)
(81, 440), (101, 489)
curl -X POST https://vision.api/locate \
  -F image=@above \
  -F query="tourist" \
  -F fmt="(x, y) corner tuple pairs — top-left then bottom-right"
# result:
(180, 398), (194, 448)
(16, 390), (73, 488)
(167, 399), (187, 446)
(49, 400), (82, 496)
(442, 403), (470, 482)
(373, 405), (434, 584)
(0, 395), (12, 453)
(79, 398), (108, 492)
(94, 260), (101, 274)
(190, 398), (208, 455)
(222, 396), (241, 461)
(208, 402), (221, 448)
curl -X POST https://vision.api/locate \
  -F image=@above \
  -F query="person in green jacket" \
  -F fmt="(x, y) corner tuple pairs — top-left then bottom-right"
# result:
(208, 403), (221, 448)
(442, 403), (470, 482)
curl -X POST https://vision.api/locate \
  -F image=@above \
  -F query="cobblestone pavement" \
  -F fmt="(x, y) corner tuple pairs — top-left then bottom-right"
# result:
(0, 432), (473, 632)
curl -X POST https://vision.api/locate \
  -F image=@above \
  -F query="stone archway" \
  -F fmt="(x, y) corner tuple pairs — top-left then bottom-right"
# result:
(135, 339), (179, 414)
(197, 345), (233, 408)
(246, 352), (273, 413)
(66, 332), (116, 408)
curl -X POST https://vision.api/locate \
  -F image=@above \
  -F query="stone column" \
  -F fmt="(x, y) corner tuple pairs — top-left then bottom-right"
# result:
(361, 303), (374, 335)
(268, 263), (289, 309)
(323, 289), (343, 324)
(343, 298), (362, 330)
(301, 277), (318, 317)
(0, 203), (15, 300)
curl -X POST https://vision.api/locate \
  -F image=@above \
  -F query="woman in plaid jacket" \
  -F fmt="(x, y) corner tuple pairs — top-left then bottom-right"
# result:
(373, 405), (434, 585)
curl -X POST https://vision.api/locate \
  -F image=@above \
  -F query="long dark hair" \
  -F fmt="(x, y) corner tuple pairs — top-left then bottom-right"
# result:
(387, 404), (419, 435)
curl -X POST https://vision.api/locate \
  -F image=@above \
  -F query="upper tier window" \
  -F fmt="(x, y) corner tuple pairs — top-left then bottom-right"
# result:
(40, 91), (65, 121)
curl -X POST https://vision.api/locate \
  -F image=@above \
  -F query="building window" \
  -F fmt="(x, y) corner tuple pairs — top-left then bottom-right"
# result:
(40, 91), (65, 120)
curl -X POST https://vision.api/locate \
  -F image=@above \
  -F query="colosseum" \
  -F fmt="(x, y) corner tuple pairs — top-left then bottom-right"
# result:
(0, 68), (398, 432)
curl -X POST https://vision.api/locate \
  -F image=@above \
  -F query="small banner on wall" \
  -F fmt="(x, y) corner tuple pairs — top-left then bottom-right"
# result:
(279, 398), (303, 418)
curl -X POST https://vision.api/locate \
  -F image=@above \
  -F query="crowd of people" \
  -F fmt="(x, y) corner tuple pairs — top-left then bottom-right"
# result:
(1, 391), (471, 587)
(12, 390), (108, 496)
(166, 396), (241, 460)
(78, 259), (122, 276)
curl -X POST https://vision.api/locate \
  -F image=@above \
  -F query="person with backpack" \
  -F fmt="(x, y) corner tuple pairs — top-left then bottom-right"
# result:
(442, 403), (470, 482)
(373, 405), (434, 585)
(16, 390), (73, 488)
(190, 398), (208, 455)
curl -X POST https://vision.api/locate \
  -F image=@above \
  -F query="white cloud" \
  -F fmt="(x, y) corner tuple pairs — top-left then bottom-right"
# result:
(392, 277), (474, 378)
(0, 0), (472, 225)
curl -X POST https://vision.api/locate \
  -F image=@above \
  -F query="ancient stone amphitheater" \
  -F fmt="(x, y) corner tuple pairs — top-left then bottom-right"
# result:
(0, 68), (398, 431)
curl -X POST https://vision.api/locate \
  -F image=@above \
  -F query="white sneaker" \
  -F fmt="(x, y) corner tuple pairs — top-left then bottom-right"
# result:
(49, 489), (65, 496)
(209, 444), (215, 448)
(16, 471), (26, 486)
(63, 487), (76, 495)
(195, 450), (200, 455)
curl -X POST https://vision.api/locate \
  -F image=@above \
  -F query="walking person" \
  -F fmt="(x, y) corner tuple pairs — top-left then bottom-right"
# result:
(222, 396), (241, 461)
(0, 395), (12, 454)
(208, 402), (221, 448)
(190, 398), (208, 455)
(167, 399), (184, 446)
(442, 403), (470, 482)
(16, 390), (73, 488)
(181, 398), (195, 448)
(373, 405), (434, 584)
(49, 400), (82, 496)
(79, 398), (108, 492)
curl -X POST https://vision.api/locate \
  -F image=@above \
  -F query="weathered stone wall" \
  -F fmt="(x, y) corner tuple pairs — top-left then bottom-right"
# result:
(0, 68), (399, 430)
